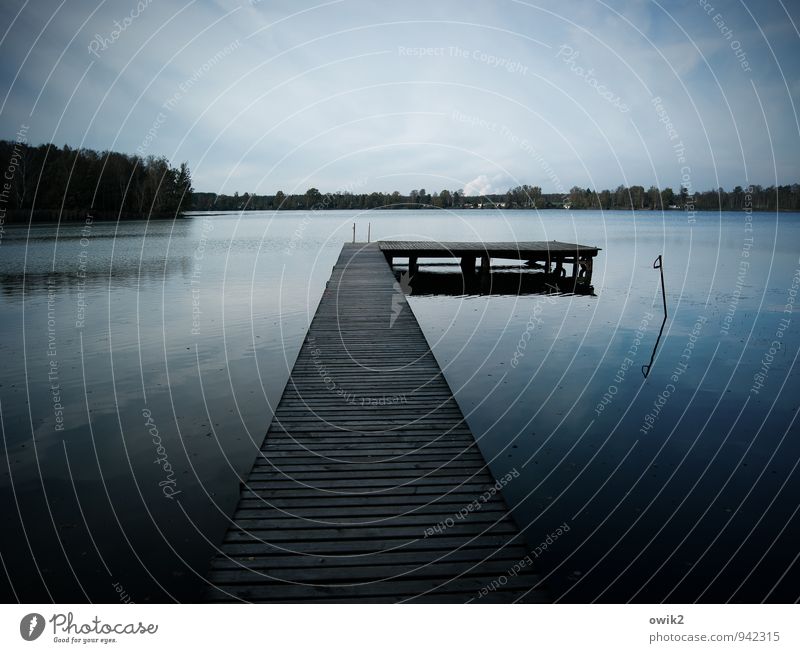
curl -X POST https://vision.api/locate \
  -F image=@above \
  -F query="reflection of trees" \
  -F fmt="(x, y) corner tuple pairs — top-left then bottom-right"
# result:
(0, 255), (193, 298)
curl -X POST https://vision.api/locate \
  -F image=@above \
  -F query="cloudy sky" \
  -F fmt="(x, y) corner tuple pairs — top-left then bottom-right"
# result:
(1, 0), (799, 195)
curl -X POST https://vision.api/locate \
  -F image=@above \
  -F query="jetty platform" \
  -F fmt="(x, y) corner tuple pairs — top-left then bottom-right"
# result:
(379, 240), (599, 286)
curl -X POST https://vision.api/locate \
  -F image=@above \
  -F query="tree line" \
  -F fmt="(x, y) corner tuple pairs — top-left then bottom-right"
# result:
(561, 184), (800, 211)
(0, 140), (193, 222)
(3, 137), (797, 222)
(193, 183), (800, 212)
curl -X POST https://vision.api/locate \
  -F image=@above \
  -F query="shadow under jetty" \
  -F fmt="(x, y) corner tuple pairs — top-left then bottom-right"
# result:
(391, 268), (596, 297)
(380, 240), (601, 297)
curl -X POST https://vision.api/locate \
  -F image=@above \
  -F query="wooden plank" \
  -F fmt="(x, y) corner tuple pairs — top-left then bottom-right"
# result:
(208, 559), (538, 586)
(378, 240), (600, 258)
(204, 581), (546, 602)
(232, 506), (510, 521)
(204, 243), (544, 603)
(216, 533), (528, 556)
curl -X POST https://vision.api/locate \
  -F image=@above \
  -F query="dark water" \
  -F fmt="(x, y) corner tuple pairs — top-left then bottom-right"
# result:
(1, 209), (798, 603)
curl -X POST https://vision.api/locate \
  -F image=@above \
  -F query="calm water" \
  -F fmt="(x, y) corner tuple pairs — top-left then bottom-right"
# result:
(1, 209), (798, 603)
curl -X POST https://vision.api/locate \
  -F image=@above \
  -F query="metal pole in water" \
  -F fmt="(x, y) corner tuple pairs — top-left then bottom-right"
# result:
(367, 222), (371, 243)
(642, 254), (667, 378)
(352, 223), (355, 243)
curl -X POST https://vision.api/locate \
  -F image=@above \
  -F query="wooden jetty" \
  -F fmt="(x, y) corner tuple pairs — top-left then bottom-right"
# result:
(379, 240), (599, 287)
(205, 242), (556, 603)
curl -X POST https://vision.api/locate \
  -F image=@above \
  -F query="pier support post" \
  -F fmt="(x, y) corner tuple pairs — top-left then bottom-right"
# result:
(579, 256), (593, 285)
(409, 256), (418, 277)
(460, 255), (476, 279)
(480, 254), (490, 274)
(479, 254), (491, 292)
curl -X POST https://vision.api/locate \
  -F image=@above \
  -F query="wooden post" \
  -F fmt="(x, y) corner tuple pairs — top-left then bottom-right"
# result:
(352, 223), (355, 243)
(409, 256), (418, 277)
(479, 254), (491, 281)
(367, 222), (371, 243)
(580, 256), (593, 284)
(460, 255), (476, 278)
(479, 254), (491, 293)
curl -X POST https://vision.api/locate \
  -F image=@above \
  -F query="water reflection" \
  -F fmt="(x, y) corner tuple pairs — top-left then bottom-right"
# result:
(641, 254), (667, 378)
(393, 267), (597, 297)
(1, 210), (799, 603)
(0, 257), (195, 297)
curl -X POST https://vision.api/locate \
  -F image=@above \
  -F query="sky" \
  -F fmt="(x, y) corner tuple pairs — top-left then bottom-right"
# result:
(1, 0), (799, 195)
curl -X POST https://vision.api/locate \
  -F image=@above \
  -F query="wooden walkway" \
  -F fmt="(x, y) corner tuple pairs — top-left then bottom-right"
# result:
(205, 243), (545, 603)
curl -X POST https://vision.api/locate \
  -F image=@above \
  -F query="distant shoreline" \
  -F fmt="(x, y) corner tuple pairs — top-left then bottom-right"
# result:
(184, 206), (798, 213)
(4, 141), (797, 219)
(1, 209), (182, 225)
(3, 206), (798, 228)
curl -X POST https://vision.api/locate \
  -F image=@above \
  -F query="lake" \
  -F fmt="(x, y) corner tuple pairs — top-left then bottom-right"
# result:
(1, 209), (798, 602)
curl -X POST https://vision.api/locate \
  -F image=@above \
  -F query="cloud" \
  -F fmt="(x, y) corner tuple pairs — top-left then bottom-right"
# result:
(463, 174), (493, 196)
(1, 0), (798, 192)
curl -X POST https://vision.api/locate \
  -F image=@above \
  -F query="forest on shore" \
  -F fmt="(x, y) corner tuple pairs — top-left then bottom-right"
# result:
(193, 183), (800, 212)
(2, 139), (799, 225)
(0, 140), (192, 223)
